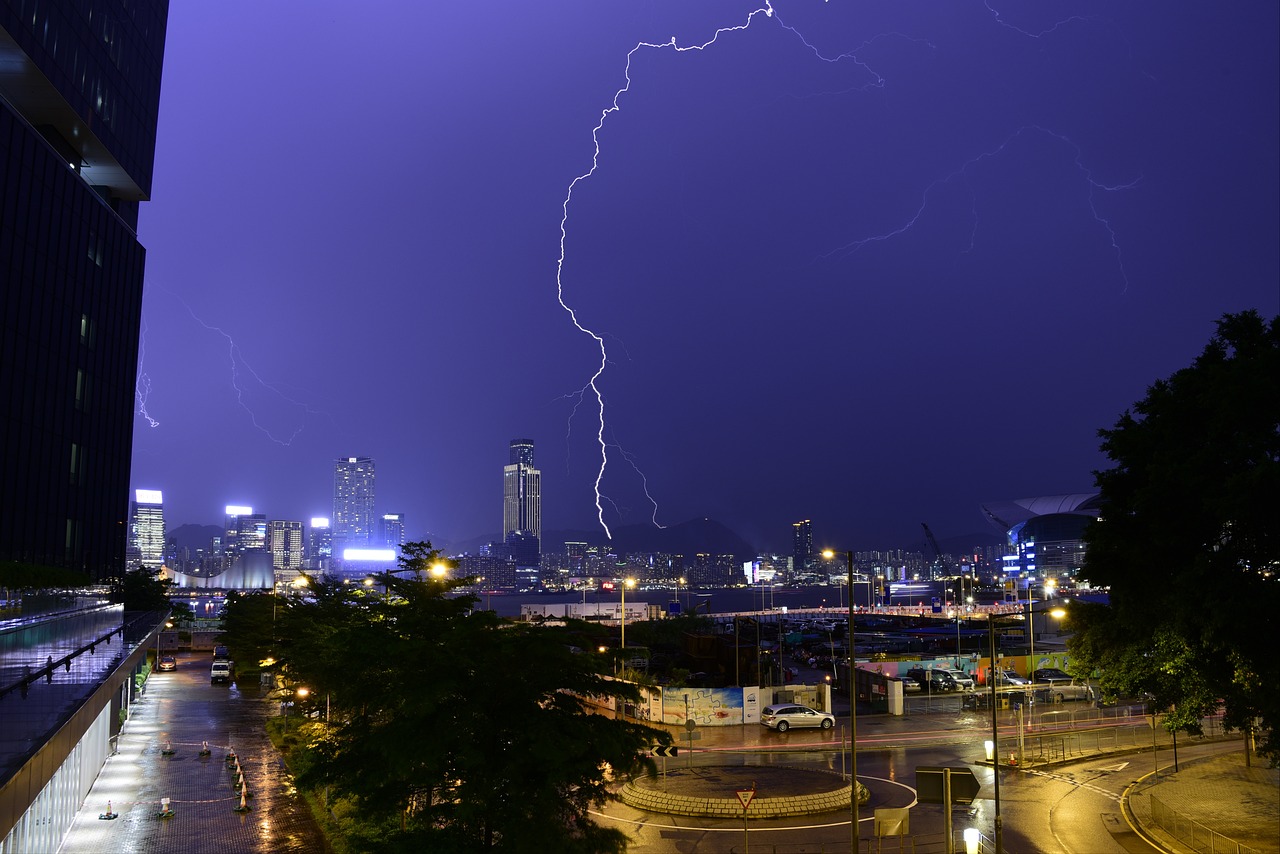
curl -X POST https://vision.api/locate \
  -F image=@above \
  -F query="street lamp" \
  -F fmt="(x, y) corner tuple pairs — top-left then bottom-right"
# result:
(822, 549), (859, 853)
(620, 577), (636, 649)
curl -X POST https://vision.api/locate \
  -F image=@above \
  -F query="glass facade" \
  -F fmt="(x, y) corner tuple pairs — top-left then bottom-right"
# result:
(0, 1), (168, 579)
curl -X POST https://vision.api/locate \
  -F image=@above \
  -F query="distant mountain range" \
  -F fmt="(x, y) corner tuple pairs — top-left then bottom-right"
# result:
(168, 524), (224, 553)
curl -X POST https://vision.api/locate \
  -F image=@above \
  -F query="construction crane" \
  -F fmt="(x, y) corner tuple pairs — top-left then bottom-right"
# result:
(921, 522), (947, 572)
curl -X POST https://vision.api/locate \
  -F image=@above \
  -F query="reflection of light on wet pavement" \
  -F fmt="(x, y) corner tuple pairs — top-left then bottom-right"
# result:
(60, 652), (326, 853)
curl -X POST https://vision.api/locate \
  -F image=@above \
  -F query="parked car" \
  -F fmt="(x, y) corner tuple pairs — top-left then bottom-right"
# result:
(992, 668), (1031, 686)
(210, 659), (234, 684)
(897, 675), (922, 694)
(156, 655), (176, 672)
(906, 667), (959, 693)
(1032, 668), (1093, 702)
(760, 703), (835, 732)
(942, 668), (975, 690)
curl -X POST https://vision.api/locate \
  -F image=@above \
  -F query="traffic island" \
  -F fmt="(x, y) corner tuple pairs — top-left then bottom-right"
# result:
(620, 765), (867, 819)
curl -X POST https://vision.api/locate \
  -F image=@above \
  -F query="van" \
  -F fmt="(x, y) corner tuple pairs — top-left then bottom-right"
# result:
(210, 659), (233, 684)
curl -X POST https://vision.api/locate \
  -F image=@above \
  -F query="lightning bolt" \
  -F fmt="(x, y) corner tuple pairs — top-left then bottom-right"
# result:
(161, 288), (326, 446)
(135, 313), (160, 427)
(557, 4), (1137, 537)
(556, 3), (780, 538)
(824, 124), (1139, 291)
(981, 1), (1096, 39)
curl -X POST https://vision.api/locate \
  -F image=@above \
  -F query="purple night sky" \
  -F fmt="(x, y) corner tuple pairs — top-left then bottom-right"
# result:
(129, 1), (1279, 553)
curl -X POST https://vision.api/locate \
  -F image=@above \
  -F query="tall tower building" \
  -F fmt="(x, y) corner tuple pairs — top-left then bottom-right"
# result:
(0, 4), (170, 580)
(503, 439), (541, 549)
(792, 520), (813, 578)
(130, 490), (166, 569)
(334, 457), (376, 549)
(268, 520), (304, 571)
(307, 517), (332, 568)
(224, 505), (253, 556)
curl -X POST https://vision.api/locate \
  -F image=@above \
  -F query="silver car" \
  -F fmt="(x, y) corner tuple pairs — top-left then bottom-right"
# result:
(760, 703), (835, 732)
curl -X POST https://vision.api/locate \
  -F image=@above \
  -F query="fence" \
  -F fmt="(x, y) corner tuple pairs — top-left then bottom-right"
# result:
(1149, 794), (1263, 854)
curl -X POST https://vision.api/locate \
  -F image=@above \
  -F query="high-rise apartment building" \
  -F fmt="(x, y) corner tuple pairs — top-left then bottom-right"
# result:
(503, 438), (541, 553)
(334, 457), (376, 549)
(268, 520), (304, 571)
(0, 3), (170, 580)
(130, 490), (166, 569)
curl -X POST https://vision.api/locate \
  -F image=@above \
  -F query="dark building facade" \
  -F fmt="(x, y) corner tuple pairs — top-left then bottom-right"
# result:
(0, 2), (169, 578)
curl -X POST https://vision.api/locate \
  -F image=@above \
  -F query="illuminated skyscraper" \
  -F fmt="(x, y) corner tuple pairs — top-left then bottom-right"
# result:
(503, 439), (541, 554)
(308, 517), (332, 567)
(130, 490), (166, 569)
(334, 457), (376, 548)
(381, 513), (405, 548)
(0, 3), (170, 579)
(268, 520), (304, 571)
(792, 519), (813, 577)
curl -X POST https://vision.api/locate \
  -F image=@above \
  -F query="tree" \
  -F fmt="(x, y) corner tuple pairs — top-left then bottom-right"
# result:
(109, 566), (174, 612)
(1069, 310), (1279, 760)
(218, 590), (282, 671)
(273, 543), (670, 850)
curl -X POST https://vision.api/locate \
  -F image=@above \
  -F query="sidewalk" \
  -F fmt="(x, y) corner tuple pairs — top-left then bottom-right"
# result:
(58, 653), (327, 854)
(1125, 749), (1279, 854)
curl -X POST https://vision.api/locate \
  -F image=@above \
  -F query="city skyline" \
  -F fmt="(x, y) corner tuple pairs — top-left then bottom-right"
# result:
(127, 2), (1277, 554)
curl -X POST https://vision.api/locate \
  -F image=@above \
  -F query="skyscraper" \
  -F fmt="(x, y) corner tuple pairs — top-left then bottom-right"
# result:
(503, 439), (541, 551)
(380, 513), (405, 548)
(792, 519), (813, 578)
(130, 490), (166, 569)
(268, 520), (304, 572)
(307, 517), (332, 568)
(334, 457), (376, 549)
(0, 3), (170, 579)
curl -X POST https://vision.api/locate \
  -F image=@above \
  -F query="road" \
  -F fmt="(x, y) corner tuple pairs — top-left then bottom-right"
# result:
(592, 723), (1195, 853)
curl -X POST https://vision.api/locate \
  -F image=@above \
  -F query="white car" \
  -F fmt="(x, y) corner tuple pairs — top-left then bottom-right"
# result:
(942, 668), (975, 690)
(760, 703), (835, 732)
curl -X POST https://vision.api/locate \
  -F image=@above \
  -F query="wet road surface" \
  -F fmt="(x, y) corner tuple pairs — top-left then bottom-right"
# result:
(60, 651), (328, 853)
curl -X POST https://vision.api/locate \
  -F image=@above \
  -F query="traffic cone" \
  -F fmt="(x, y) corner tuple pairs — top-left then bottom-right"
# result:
(199, 740), (211, 756)
(162, 740), (175, 756)
(98, 800), (118, 820)
(1008, 752), (1018, 766)
(226, 748), (237, 764)
(233, 789), (252, 813)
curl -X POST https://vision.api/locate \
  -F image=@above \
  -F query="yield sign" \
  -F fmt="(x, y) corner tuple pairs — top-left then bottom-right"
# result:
(736, 789), (756, 810)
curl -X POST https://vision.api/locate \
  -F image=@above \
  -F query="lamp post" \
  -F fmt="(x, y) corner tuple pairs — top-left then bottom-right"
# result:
(987, 614), (1004, 854)
(823, 549), (859, 853)
(620, 577), (636, 649)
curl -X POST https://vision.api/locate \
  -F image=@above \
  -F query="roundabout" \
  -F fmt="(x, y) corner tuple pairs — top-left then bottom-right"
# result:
(620, 765), (867, 819)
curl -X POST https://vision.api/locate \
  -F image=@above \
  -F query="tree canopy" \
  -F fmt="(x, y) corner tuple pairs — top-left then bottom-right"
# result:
(224, 542), (670, 850)
(1069, 310), (1279, 759)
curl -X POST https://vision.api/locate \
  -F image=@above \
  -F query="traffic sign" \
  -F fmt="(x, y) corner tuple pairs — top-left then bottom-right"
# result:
(916, 765), (982, 805)
(735, 788), (755, 810)
(650, 746), (678, 758)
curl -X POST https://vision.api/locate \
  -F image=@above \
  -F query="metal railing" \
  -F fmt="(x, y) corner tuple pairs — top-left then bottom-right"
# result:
(1149, 794), (1263, 854)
